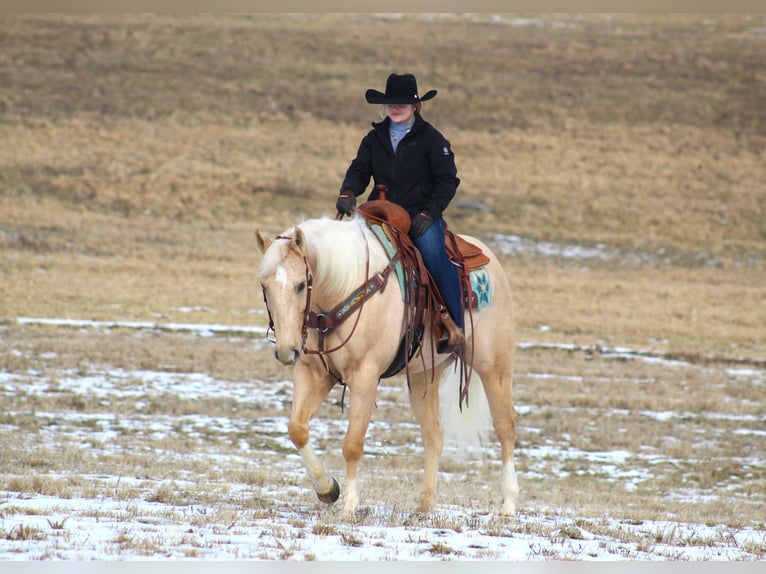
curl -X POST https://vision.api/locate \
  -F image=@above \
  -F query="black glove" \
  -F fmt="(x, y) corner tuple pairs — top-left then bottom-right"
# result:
(336, 191), (357, 216)
(409, 211), (434, 239)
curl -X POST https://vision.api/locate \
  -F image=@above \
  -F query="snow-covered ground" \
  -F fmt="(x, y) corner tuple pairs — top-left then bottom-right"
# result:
(2, 491), (764, 561)
(1, 318), (765, 561)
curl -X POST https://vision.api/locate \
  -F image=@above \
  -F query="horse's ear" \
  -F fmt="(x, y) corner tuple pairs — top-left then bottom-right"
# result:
(292, 227), (310, 257)
(254, 229), (272, 254)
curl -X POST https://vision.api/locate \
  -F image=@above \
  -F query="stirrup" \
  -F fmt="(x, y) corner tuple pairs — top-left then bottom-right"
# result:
(436, 310), (464, 354)
(437, 335), (464, 355)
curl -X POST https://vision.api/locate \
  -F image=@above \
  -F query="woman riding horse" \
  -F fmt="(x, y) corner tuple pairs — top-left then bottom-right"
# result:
(336, 73), (465, 354)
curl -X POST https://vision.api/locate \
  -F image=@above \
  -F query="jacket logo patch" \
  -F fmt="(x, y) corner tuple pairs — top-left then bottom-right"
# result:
(443, 146), (450, 156)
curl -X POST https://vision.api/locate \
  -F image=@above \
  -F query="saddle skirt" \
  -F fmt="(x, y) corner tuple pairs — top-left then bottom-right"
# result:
(445, 231), (492, 310)
(447, 233), (490, 272)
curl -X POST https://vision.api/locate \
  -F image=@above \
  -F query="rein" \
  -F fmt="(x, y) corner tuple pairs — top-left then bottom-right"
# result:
(303, 236), (371, 357)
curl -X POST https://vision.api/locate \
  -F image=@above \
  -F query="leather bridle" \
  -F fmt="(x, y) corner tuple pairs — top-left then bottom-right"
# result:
(261, 231), (398, 361)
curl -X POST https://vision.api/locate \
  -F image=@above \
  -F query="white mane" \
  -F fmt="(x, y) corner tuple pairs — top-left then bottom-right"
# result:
(262, 214), (388, 304)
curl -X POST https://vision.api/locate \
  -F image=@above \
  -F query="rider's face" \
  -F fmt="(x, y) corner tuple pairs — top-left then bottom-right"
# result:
(386, 103), (415, 124)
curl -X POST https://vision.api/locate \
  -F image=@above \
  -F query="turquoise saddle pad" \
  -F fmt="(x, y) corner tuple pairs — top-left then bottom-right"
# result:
(370, 223), (492, 310)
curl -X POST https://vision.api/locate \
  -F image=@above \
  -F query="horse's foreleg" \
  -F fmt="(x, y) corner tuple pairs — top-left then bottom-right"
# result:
(297, 444), (340, 503)
(408, 365), (447, 513)
(339, 370), (379, 520)
(288, 363), (338, 504)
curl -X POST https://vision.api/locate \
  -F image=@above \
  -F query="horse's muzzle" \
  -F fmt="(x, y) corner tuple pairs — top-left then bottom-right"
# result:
(275, 347), (301, 365)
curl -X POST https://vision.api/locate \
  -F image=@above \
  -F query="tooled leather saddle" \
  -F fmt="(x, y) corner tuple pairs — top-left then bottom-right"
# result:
(357, 198), (489, 396)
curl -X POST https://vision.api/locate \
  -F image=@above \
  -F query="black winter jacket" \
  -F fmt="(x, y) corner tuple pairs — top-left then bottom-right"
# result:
(340, 113), (460, 219)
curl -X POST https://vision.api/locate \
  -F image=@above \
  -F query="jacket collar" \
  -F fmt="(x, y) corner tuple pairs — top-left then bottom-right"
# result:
(372, 113), (425, 147)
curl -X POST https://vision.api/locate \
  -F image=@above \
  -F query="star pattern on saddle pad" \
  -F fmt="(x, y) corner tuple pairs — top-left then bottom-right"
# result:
(470, 267), (492, 308)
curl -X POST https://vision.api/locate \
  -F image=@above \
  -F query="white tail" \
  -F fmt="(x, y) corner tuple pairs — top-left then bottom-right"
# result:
(439, 361), (492, 452)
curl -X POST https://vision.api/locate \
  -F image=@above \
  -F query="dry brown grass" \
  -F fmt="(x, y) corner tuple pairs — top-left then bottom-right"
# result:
(1, 13), (764, 361)
(0, 13), (765, 554)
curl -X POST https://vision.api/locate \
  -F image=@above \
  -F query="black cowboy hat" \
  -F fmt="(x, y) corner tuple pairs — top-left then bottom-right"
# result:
(365, 73), (438, 105)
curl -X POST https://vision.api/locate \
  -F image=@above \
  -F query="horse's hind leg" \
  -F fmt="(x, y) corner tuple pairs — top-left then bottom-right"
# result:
(477, 359), (519, 515)
(288, 361), (339, 504)
(408, 361), (450, 513)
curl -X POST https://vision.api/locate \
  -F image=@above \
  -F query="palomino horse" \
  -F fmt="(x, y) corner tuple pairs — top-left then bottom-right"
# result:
(255, 213), (517, 519)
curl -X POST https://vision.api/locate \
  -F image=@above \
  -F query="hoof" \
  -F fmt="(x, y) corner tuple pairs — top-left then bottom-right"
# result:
(500, 501), (516, 516)
(316, 477), (340, 504)
(415, 493), (435, 514)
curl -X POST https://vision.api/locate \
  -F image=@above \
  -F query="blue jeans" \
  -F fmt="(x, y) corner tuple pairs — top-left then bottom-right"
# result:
(413, 217), (464, 330)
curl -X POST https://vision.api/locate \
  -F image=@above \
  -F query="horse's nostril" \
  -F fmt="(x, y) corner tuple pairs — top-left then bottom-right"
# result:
(275, 347), (300, 365)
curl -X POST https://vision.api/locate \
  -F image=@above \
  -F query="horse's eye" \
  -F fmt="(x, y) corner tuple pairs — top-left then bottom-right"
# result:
(297, 281), (306, 293)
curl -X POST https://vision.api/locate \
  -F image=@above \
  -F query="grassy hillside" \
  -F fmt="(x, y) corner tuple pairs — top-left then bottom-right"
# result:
(1, 13), (765, 358)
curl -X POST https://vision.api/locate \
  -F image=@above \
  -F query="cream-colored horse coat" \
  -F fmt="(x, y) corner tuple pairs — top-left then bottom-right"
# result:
(256, 215), (517, 519)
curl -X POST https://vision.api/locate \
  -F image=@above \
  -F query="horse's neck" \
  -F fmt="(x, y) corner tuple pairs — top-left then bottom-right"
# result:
(311, 227), (383, 311)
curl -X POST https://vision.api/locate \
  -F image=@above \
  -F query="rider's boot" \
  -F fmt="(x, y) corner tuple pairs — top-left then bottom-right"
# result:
(435, 308), (465, 355)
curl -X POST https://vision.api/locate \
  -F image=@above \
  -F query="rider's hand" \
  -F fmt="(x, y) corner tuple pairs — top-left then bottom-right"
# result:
(336, 191), (357, 216)
(409, 211), (434, 239)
